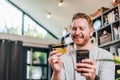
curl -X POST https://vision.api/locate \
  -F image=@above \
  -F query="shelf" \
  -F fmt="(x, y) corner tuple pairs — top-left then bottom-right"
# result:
(99, 39), (120, 48)
(97, 24), (111, 31)
(93, 5), (120, 47)
(95, 19), (120, 32)
(102, 5), (118, 15)
(112, 19), (120, 24)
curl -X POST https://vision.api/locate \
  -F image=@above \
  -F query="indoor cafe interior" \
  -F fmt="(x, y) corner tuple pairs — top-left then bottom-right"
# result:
(0, 0), (120, 80)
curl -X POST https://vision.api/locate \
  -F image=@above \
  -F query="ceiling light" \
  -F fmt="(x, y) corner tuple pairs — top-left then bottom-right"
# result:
(46, 12), (51, 18)
(58, 0), (63, 7)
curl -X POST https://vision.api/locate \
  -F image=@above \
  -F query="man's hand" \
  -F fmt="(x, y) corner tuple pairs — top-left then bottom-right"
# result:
(75, 59), (96, 80)
(48, 50), (62, 73)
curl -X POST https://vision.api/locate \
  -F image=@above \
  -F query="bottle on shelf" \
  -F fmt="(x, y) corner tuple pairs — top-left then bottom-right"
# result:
(118, 23), (120, 39)
(114, 8), (119, 21)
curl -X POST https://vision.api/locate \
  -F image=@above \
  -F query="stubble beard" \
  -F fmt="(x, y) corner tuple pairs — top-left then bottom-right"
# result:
(74, 38), (90, 49)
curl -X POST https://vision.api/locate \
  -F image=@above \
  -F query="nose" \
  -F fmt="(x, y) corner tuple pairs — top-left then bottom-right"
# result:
(75, 28), (81, 34)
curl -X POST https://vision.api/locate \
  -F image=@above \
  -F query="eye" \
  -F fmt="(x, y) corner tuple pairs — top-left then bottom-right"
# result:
(72, 27), (77, 31)
(80, 27), (86, 30)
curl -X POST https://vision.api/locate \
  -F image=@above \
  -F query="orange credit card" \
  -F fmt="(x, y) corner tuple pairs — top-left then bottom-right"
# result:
(51, 44), (66, 55)
(52, 47), (66, 55)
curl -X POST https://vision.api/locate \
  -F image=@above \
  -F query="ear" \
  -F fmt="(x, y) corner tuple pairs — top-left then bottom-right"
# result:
(90, 28), (94, 37)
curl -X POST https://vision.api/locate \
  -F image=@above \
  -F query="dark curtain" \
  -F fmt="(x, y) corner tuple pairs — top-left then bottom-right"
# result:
(0, 39), (25, 80)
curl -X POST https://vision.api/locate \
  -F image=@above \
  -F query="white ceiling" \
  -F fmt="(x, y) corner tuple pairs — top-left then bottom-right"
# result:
(9, 0), (113, 39)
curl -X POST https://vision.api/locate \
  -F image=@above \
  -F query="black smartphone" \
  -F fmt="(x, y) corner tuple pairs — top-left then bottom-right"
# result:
(76, 50), (89, 73)
(76, 50), (89, 63)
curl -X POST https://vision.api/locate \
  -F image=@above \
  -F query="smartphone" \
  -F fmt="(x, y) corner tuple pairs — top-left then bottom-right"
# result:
(76, 50), (89, 63)
(76, 50), (89, 73)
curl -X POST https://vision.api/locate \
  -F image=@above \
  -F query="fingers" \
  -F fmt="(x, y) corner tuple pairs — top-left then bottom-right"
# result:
(75, 59), (96, 76)
(82, 59), (95, 65)
(49, 50), (61, 57)
(48, 51), (62, 73)
(76, 59), (96, 69)
(48, 50), (62, 65)
(75, 65), (96, 73)
(80, 68), (96, 80)
(48, 55), (61, 65)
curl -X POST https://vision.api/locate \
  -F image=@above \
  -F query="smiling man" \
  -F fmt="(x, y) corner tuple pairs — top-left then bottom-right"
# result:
(48, 13), (115, 80)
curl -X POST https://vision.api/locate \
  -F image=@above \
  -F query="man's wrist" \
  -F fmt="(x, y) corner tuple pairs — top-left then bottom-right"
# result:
(51, 71), (61, 80)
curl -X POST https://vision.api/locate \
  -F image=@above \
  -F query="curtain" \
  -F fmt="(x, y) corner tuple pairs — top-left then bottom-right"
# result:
(0, 39), (25, 80)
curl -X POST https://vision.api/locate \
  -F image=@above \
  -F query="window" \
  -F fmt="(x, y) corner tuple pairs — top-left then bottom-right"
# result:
(0, 0), (56, 39)
(26, 48), (49, 80)
(0, 1), (22, 35)
(24, 15), (55, 39)
(24, 15), (47, 38)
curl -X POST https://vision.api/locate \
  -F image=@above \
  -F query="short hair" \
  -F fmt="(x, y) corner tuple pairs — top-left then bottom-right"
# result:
(72, 13), (93, 28)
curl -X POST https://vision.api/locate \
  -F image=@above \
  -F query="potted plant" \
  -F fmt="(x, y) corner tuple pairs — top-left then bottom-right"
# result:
(97, 55), (120, 80)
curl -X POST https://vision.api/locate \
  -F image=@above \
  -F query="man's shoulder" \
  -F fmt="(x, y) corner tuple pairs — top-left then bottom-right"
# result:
(93, 46), (110, 53)
(92, 46), (113, 59)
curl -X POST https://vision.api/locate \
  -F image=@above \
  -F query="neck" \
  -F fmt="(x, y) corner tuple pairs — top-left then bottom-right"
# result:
(76, 40), (95, 50)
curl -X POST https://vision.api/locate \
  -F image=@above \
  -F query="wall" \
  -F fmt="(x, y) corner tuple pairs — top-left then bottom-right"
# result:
(0, 33), (61, 48)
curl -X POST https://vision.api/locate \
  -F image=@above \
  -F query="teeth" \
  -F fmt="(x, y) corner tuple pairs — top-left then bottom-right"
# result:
(75, 37), (82, 39)
(75, 36), (82, 38)
(76, 37), (80, 39)
(73, 36), (83, 39)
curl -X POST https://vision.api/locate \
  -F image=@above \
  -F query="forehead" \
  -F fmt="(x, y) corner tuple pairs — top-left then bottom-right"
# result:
(71, 18), (89, 27)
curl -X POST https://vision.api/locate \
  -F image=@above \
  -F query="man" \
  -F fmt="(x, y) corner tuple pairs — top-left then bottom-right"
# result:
(48, 13), (115, 80)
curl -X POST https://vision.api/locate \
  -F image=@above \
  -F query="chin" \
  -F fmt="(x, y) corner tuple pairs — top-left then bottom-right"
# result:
(74, 40), (88, 47)
(76, 43), (85, 47)
(74, 42), (84, 46)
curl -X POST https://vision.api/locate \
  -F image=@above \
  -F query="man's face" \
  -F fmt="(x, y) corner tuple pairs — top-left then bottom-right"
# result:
(71, 18), (93, 46)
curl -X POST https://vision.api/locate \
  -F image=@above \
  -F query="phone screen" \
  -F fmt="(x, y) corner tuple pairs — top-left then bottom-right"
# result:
(76, 50), (89, 63)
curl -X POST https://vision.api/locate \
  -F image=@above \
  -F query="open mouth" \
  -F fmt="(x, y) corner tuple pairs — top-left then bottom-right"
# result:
(73, 35), (84, 40)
